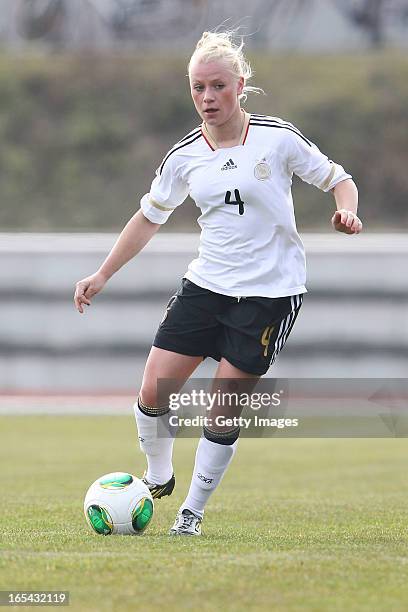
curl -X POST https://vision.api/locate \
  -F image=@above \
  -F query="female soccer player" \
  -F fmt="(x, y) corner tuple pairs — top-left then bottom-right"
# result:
(74, 30), (362, 536)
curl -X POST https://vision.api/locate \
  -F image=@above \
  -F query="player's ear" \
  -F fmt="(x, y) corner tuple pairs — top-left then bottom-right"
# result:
(237, 76), (244, 96)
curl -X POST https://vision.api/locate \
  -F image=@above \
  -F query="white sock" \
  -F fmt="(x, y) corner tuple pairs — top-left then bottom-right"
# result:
(133, 402), (175, 485)
(181, 437), (238, 518)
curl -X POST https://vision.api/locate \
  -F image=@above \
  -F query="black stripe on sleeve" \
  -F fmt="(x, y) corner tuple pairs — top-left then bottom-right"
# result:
(250, 115), (312, 146)
(177, 126), (201, 143)
(249, 120), (312, 147)
(251, 114), (303, 133)
(159, 132), (203, 174)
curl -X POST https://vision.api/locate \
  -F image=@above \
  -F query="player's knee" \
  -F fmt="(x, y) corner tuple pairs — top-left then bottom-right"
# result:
(138, 384), (158, 409)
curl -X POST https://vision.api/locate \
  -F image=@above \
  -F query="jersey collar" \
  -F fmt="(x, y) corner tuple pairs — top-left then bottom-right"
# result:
(201, 111), (250, 151)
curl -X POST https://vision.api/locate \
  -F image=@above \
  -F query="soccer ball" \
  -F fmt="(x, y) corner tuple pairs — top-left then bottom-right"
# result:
(84, 472), (154, 535)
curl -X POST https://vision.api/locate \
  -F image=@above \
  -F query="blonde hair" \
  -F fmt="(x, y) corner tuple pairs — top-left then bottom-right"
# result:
(188, 30), (264, 102)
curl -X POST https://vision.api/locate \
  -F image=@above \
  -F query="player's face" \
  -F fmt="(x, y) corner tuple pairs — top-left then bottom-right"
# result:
(189, 58), (244, 127)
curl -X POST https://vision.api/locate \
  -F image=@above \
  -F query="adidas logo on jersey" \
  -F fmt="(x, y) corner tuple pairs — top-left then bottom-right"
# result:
(221, 158), (237, 171)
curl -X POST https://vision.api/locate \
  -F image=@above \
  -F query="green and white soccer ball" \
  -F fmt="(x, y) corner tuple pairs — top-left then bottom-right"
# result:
(84, 472), (154, 535)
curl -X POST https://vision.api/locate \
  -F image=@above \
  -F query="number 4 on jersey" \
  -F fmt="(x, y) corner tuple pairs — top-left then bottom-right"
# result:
(225, 189), (245, 215)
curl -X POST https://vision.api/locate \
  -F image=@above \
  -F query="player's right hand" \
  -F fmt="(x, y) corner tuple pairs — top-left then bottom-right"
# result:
(74, 272), (107, 314)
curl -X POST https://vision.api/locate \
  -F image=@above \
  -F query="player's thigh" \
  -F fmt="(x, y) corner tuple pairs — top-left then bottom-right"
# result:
(215, 357), (259, 380)
(202, 358), (260, 433)
(140, 346), (203, 407)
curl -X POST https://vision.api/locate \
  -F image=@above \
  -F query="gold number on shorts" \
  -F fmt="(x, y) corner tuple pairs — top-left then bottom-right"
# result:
(261, 326), (274, 357)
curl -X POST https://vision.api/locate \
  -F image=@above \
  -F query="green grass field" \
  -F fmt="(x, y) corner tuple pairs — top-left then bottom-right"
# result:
(1, 415), (408, 611)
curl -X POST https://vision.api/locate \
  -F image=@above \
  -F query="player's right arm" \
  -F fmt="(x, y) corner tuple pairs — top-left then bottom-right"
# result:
(74, 210), (160, 313)
(74, 143), (189, 314)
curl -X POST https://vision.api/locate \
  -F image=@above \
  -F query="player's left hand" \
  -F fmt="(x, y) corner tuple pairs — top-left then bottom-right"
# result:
(331, 209), (363, 234)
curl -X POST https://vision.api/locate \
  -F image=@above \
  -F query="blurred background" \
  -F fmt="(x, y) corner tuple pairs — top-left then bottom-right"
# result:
(0, 0), (407, 400)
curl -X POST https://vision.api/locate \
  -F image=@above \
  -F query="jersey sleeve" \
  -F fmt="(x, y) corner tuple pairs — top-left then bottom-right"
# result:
(285, 128), (352, 192)
(140, 153), (189, 224)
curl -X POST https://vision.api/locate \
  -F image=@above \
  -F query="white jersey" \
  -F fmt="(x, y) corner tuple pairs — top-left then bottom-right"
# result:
(140, 112), (352, 298)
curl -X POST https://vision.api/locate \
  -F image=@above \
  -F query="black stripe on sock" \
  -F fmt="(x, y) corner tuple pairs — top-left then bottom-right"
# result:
(203, 426), (240, 445)
(137, 397), (169, 417)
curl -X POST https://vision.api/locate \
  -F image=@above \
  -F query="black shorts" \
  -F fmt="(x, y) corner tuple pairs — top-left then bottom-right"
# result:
(153, 279), (303, 376)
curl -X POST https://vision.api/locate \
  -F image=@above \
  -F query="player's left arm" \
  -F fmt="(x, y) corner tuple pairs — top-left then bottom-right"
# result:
(285, 126), (362, 235)
(330, 178), (362, 235)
